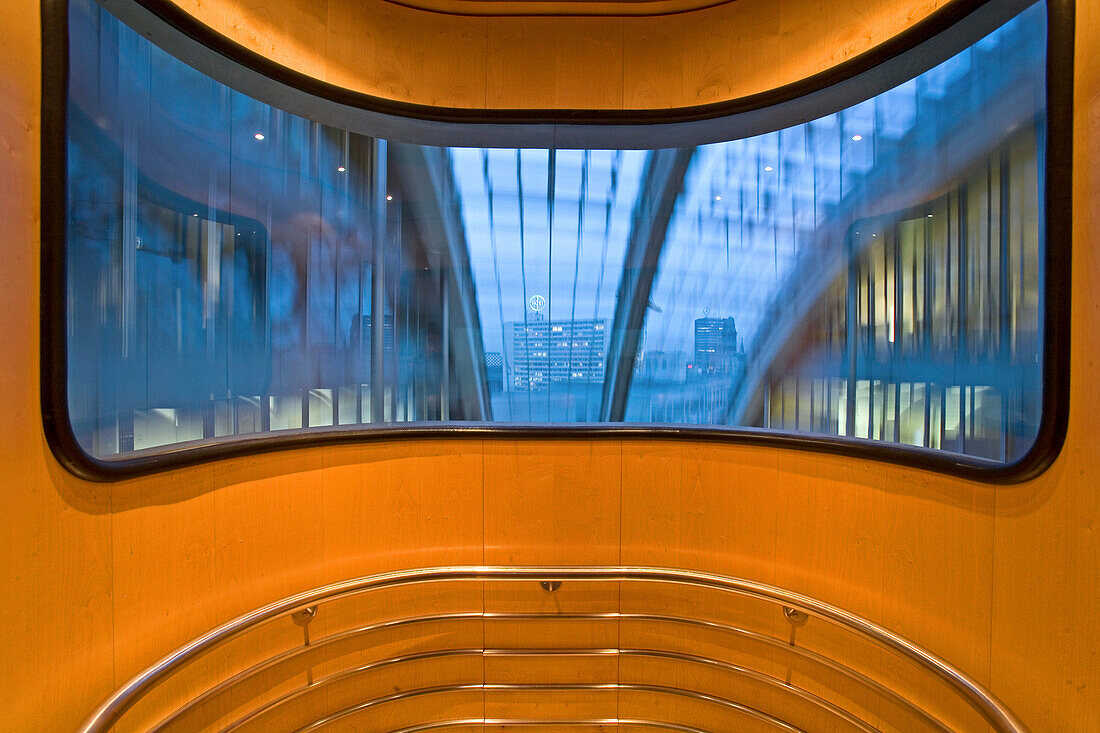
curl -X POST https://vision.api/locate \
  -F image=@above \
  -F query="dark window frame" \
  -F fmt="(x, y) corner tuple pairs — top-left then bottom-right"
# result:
(40, 0), (1074, 482)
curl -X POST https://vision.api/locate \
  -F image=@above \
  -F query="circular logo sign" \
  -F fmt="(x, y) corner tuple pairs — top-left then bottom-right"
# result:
(529, 295), (546, 313)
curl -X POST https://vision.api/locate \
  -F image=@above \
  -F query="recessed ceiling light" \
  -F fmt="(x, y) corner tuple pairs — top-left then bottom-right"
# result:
(851, 134), (863, 141)
(764, 166), (773, 172)
(337, 166), (346, 172)
(386, 194), (393, 201)
(254, 133), (265, 141)
(192, 213), (199, 217)
(715, 195), (722, 201)
(927, 214), (934, 218)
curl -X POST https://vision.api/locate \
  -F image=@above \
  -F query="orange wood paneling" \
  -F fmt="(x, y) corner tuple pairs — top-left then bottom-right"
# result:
(777, 0), (943, 86)
(321, 442), (424, 578)
(110, 468), (218, 733)
(878, 470), (995, 731)
(986, 0), (1100, 724)
(168, 0), (952, 110)
(622, 0), (783, 108)
(774, 454), (887, 621)
(0, 3), (115, 729)
(212, 452), (327, 620)
(485, 17), (625, 109)
(418, 440), (486, 568)
(182, 0), (330, 83)
(320, 440), (484, 578)
(771, 455), (890, 730)
(484, 440), (620, 565)
(621, 441), (779, 581)
(326, 0), (490, 109)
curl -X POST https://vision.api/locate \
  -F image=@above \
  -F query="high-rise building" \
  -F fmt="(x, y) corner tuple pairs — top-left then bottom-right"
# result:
(502, 319), (607, 391)
(484, 351), (504, 392)
(692, 316), (746, 377)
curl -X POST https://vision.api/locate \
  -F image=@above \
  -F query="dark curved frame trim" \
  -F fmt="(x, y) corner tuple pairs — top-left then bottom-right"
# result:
(377, 0), (740, 18)
(89, 0), (1039, 148)
(40, 0), (1073, 482)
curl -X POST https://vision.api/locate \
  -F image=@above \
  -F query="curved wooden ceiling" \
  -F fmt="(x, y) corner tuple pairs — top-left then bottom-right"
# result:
(380, 0), (733, 17)
(166, 0), (954, 110)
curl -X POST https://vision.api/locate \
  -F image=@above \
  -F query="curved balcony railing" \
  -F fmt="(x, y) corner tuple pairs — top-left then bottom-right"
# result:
(78, 567), (1027, 732)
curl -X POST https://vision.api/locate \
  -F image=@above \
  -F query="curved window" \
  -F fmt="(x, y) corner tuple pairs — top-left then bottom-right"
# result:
(46, 0), (1068, 479)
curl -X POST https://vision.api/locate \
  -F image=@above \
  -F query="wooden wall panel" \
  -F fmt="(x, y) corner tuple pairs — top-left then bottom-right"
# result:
(484, 441), (620, 565)
(326, 0), (489, 109)
(771, 455), (889, 730)
(212, 452), (328, 620)
(321, 442), (424, 578)
(773, 454), (886, 620)
(621, 442), (779, 580)
(776, 0), (945, 86)
(623, 0), (783, 108)
(878, 470), (995, 732)
(485, 17), (625, 109)
(3, 459), (114, 731)
(0, 3), (116, 730)
(418, 440), (486, 568)
(321, 440), (485, 578)
(2, 0), (1098, 730)
(169, 0), (952, 110)
(171, 0), (330, 83)
(110, 468), (217, 733)
(986, 0), (1100, 724)
(111, 469), (216, 679)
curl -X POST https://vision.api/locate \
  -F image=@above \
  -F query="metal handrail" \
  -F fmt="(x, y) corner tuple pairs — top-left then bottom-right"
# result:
(216, 647), (874, 733)
(296, 683), (805, 733)
(77, 566), (1028, 733)
(149, 610), (948, 733)
(387, 722), (713, 733)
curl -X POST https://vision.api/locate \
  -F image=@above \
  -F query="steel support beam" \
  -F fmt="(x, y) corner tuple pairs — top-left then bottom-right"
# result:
(599, 147), (694, 422)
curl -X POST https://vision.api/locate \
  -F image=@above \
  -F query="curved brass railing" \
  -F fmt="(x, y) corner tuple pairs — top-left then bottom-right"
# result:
(78, 566), (1028, 732)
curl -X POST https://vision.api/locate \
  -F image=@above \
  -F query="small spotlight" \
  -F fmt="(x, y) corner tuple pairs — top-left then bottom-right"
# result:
(192, 213), (199, 217)
(851, 134), (863, 141)
(764, 166), (773, 172)
(872, 233), (877, 237)
(253, 132), (265, 141)
(715, 195), (722, 201)
(337, 166), (346, 172)
(386, 194), (393, 201)
(927, 214), (934, 218)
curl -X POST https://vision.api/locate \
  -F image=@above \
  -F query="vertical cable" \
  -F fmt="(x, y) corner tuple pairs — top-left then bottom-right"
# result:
(516, 150), (532, 417)
(370, 138), (387, 424)
(546, 149), (556, 416)
(483, 151), (513, 420)
(566, 151), (589, 419)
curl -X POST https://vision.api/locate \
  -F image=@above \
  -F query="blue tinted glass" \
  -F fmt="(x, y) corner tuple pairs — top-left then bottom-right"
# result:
(65, 0), (1047, 464)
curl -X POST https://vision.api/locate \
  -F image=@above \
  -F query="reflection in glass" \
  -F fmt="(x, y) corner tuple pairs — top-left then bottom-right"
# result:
(65, 0), (1047, 464)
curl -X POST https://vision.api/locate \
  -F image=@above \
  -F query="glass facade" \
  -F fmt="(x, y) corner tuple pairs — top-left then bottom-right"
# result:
(62, 0), (1049, 465)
